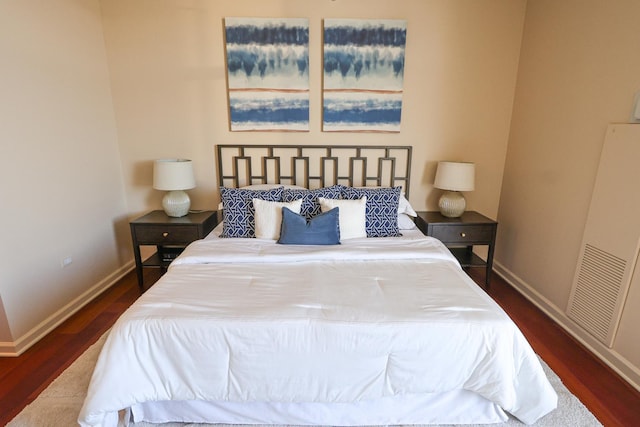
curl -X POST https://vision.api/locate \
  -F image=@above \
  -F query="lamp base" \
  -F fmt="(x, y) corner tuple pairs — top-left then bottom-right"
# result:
(438, 191), (466, 218)
(162, 190), (191, 217)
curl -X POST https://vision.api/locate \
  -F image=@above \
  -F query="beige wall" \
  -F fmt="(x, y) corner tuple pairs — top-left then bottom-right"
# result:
(0, 0), (129, 351)
(100, 0), (525, 220)
(497, 0), (640, 388)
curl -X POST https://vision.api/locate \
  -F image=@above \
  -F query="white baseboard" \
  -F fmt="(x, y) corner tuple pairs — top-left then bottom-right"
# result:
(0, 262), (134, 357)
(494, 261), (640, 393)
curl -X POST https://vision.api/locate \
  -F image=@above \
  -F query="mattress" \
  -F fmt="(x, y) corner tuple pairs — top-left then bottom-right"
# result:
(78, 228), (557, 426)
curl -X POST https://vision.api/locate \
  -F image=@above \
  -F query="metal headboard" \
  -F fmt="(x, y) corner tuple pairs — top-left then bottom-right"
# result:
(216, 144), (412, 197)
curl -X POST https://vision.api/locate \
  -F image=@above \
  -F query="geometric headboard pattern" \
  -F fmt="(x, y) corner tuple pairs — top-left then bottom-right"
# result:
(216, 144), (413, 197)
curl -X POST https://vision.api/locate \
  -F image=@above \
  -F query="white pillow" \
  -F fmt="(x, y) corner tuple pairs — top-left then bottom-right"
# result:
(399, 193), (417, 217)
(253, 198), (303, 239)
(398, 213), (416, 230)
(318, 196), (367, 240)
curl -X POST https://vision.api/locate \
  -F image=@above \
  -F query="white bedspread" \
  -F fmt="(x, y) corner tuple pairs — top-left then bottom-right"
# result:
(79, 231), (557, 426)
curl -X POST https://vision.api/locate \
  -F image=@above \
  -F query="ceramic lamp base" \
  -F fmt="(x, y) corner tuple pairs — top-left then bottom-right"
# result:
(162, 190), (191, 217)
(438, 190), (466, 218)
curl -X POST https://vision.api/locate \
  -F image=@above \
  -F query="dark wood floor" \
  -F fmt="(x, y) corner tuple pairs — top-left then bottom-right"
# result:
(1, 267), (639, 426)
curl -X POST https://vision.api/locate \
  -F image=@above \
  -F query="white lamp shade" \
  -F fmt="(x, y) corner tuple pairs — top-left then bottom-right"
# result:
(153, 159), (195, 191)
(434, 161), (475, 192)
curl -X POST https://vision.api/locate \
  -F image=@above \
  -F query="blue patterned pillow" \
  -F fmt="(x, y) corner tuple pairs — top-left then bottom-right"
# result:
(282, 185), (343, 219)
(220, 186), (283, 238)
(278, 207), (341, 245)
(341, 186), (402, 237)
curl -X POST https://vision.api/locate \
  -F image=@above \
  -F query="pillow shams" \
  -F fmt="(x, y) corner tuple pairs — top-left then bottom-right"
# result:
(278, 207), (340, 245)
(318, 197), (367, 240)
(341, 186), (402, 237)
(282, 185), (342, 219)
(253, 198), (303, 240)
(220, 186), (283, 238)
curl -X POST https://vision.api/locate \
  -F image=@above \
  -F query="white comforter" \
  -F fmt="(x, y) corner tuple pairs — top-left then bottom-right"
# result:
(79, 231), (557, 426)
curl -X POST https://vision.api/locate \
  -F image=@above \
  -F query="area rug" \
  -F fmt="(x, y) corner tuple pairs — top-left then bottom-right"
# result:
(8, 332), (602, 427)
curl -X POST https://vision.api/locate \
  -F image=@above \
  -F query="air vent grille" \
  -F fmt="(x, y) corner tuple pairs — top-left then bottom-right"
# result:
(568, 244), (626, 345)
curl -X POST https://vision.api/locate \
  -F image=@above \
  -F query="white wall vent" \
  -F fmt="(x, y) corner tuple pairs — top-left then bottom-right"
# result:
(566, 124), (640, 348)
(568, 244), (626, 344)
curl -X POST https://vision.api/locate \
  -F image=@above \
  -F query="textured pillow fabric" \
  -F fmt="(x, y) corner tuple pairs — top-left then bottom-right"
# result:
(253, 198), (303, 240)
(282, 185), (343, 219)
(318, 197), (367, 240)
(219, 186), (284, 238)
(278, 207), (340, 245)
(341, 186), (402, 237)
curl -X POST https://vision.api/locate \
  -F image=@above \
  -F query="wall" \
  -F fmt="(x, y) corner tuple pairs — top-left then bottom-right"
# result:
(100, 0), (526, 221)
(497, 0), (640, 389)
(0, 0), (129, 353)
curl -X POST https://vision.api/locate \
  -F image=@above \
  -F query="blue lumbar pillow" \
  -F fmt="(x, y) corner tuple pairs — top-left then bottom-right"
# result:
(277, 207), (340, 245)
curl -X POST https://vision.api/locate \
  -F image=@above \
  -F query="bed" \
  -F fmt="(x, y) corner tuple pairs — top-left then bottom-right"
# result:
(78, 145), (557, 427)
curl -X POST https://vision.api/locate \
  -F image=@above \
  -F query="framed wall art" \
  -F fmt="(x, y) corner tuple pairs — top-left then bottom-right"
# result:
(323, 19), (407, 132)
(225, 18), (309, 131)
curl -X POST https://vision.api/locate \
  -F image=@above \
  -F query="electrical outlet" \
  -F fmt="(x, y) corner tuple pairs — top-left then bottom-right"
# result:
(61, 257), (73, 268)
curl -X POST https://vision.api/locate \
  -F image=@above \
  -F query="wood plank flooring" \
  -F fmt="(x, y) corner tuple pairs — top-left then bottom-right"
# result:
(1, 267), (639, 426)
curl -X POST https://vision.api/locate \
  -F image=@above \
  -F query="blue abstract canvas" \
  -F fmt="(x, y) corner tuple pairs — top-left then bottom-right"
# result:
(323, 19), (407, 132)
(225, 18), (309, 131)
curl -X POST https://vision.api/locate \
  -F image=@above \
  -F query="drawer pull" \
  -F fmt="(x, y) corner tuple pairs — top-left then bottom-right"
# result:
(162, 232), (169, 237)
(460, 232), (466, 237)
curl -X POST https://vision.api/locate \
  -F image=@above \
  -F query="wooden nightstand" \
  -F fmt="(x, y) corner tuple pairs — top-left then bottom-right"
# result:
(130, 210), (219, 290)
(415, 211), (498, 289)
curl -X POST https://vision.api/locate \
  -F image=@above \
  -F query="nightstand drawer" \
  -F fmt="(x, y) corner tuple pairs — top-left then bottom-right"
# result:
(134, 225), (199, 244)
(430, 224), (493, 244)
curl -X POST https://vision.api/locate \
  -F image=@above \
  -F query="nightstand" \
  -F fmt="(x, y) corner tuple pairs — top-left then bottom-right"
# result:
(415, 211), (498, 289)
(130, 210), (219, 290)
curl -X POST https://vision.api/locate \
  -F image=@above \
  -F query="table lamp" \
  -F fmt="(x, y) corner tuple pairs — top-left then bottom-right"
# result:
(153, 159), (195, 217)
(434, 161), (475, 218)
